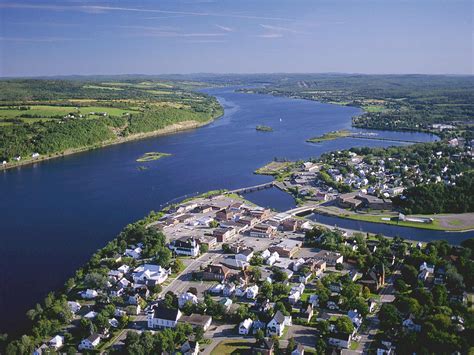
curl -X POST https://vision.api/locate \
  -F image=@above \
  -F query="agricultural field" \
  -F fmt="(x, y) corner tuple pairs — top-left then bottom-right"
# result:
(0, 79), (223, 165)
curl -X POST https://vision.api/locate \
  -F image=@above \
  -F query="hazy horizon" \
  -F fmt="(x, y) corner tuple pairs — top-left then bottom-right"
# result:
(1, 0), (472, 77)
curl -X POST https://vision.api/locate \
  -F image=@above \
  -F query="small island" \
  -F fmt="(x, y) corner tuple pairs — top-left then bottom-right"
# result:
(306, 129), (352, 143)
(256, 125), (273, 132)
(136, 152), (171, 162)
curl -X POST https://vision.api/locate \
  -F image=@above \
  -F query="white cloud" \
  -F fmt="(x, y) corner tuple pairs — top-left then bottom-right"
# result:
(215, 24), (234, 32)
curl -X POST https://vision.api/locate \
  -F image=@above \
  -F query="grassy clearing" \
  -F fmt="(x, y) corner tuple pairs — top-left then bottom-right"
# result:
(210, 340), (252, 355)
(136, 152), (171, 162)
(307, 129), (352, 143)
(343, 212), (472, 231)
(362, 105), (385, 112)
(0, 104), (136, 120)
(255, 161), (292, 175)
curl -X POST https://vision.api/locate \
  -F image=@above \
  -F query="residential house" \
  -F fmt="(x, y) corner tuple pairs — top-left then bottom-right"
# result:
(300, 304), (313, 323)
(239, 318), (253, 335)
(348, 309), (363, 330)
(81, 289), (98, 299)
(359, 264), (385, 292)
(67, 301), (81, 314)
(291, 344), (305, 355)
(147, 305), (182, 329)
(223, 283), (236, 297)
(252, 339), (275, 355)
(267, 311), (292, 337)
(236, 248), (254, 262)
(181, 341), (200, 355)
(178, 292), (198, 308)
(220, 297), (233, 311)
(124, 246), (142, 259)
(403, 315), (421, 332)
(48, 335), (64, 350)
(247, 285), (259, 299)
(266, 251), (280, 266)
(376, 341), (395, 355)
(313, 250), (343, 266)
(328, 332), (352, 349)
(180, 314), (213, 331)
(78, 334), (101, 350)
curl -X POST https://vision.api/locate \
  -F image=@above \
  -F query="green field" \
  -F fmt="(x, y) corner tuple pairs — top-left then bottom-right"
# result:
(362, 105), (385, 112)
(307, 129), (352, 143)
(0, 105), (137, 121)
(210, 340), (252, 355)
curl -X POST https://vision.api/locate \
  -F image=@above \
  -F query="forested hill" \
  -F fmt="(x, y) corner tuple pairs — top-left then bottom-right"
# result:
(0, 79), (223, 165)
(235, 74), (474, 134)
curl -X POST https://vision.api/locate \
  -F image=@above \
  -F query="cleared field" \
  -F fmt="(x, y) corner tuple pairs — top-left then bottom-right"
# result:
(210, 340), (252, 355)
(0, 105), (137, 120)
(362, 105), (385, 112)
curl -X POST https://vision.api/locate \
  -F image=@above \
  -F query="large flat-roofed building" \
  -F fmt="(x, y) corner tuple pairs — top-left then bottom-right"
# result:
(249, 223), (276, 238)
(269, 239), (301, 258)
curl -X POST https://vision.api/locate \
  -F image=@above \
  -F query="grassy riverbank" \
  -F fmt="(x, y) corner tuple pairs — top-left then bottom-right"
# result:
(316, 206), (474, 232)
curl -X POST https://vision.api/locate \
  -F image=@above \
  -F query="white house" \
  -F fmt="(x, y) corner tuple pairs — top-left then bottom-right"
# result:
(291, 344), (305, 355)
(84, 311), (98, 319)
(292, 258), (306, 272)
(78, 334), (101, 350)
(124, 246), (143, 259)
(235, 286), (247, 297)
(235, 249), (254, 262)
(81, 289), (98, 299)
(133, 264), (170, 285)
(117, 264), (131, 274)
(178, 292), (198, 308)
(328, 333), (352, 349)
(220, 297), (233, 311)
(267, 311), (292, 337)
(266, 251), (280, 266)
(246, 285), (259, 299)
(261, 249), (271, 260)
(147, 305), (182, 329)
(223, 283), (236, 297)
(48, 335), (64, 350)
(239, 318), (253, 335)
(67, 301), (81, 314)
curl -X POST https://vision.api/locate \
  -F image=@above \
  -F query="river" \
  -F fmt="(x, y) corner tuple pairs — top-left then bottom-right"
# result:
(0, 86), (439, 334)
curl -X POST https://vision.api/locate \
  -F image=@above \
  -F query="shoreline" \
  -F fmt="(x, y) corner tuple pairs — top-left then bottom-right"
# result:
(0, 115), (221, 172)
(311, 207), (474, 233)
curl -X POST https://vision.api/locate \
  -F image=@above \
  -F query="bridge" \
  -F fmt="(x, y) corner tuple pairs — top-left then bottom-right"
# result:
(225, 181), (274, 195)
(286, 204), (319, 216)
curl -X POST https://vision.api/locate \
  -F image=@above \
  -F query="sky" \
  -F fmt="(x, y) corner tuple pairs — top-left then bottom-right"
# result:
(0, 0), (472, 76)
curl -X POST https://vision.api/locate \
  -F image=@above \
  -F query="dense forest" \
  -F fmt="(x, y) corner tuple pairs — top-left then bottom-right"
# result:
(393, 171), (474, 214)
(0, 79), (222, 162)
(235, 74), (474, 133)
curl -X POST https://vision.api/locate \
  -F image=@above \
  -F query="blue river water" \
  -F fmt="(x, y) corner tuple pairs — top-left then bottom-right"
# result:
(0, 86), (444, 333)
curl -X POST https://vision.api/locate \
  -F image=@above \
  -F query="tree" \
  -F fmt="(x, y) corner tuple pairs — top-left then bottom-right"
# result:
(379, 304), (400, 331)
(200, 244), (209, 253)
(334, 316), (354, 334)
(195, 326), (205, 342)
(260, 281), (273, 299)
(254, 329), (264, 342)
(171, 259), (185, 274)
(401, 265), (419, 287)
(287, 337), (296, 353)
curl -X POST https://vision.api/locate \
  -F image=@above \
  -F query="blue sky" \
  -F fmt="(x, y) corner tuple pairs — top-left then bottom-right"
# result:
(0, 0), (472, 76)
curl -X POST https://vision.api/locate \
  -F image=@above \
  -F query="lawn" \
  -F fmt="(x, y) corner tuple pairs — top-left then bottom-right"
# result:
(362, 105), (385, 112)
(210, 340), (252, 355)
